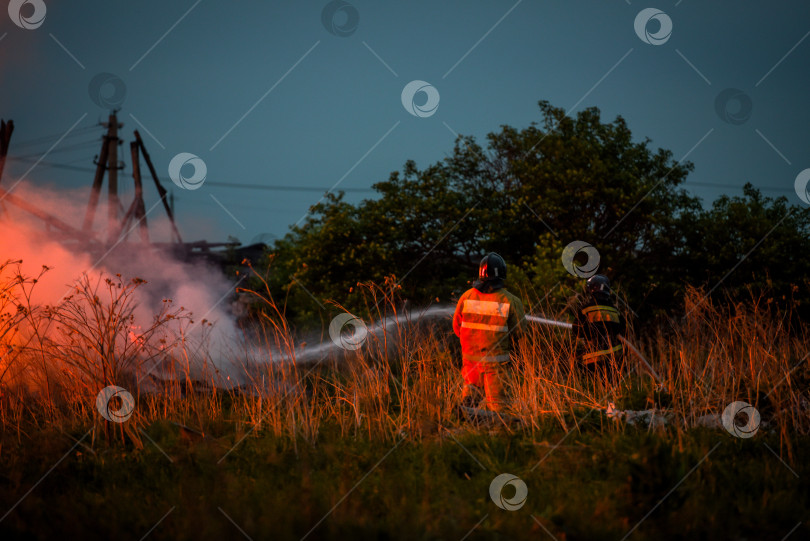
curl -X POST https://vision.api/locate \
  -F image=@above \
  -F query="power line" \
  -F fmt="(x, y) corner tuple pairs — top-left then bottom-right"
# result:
(3, 156), (377, 193)
(682, 181), (794, 193)
(9, 125), (101, 149)
(5, 155), (795, 195)
(12, 139), (101, 160)
(5, 156), (95, 173)
(204, 180), (375, 193)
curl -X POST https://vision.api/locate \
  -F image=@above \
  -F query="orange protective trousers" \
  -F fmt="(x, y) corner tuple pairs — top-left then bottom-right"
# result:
(461, 359), (506, 411)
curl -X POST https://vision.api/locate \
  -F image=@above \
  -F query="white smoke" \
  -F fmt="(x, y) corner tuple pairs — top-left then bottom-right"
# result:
(0, 181), (243, 383)
(0, 182), (461, 389)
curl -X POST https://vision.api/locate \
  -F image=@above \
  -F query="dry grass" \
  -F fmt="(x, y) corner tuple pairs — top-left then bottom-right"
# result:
(1, 259), (808, 453)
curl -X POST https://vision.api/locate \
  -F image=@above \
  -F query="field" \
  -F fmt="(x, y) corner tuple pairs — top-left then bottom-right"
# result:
(0, 263), (808, 540)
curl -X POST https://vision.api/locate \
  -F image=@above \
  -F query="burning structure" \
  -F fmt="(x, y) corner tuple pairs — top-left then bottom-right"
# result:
(0, 112), (265, 265)
(0, 113), (265, 388)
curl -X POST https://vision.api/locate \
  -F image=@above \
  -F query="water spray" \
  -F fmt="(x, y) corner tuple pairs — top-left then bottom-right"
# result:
(525, 315), (572, 329)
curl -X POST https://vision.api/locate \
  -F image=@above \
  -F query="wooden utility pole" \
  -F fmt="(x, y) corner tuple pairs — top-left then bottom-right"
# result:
(0, 119), (13, 216)
(82, 125), (110, 231)
(83, 124), (183, 245)
(131, 142), (148, 243)
(0, 119), (13, 187)
(82, 113), (123, 239)
(106, 113), (123, 238)
(134, 130), (183, 243)
(114, 142), (149, 244)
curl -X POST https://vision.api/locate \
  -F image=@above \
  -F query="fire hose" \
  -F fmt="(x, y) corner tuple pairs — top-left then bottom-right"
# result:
(524, 315), (662, 384)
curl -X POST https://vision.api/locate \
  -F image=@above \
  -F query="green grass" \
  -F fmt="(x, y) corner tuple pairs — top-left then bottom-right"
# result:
(1, 416), (806, 541)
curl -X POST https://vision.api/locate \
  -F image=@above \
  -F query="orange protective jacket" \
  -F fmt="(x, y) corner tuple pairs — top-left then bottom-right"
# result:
(453, 286), (525, 363)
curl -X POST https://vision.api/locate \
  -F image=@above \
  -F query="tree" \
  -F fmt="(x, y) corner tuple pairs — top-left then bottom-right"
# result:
(465, 101), (701, 314)
(261, 100), (810, 326)
(681, 184), (810, 311)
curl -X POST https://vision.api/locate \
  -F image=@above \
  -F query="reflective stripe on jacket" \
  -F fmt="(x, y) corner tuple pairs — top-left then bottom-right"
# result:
(453, 287), (525, 363)
(572, 297), (626, 364)
(582, 343), (623, 363)
(581, 304), (621, 324)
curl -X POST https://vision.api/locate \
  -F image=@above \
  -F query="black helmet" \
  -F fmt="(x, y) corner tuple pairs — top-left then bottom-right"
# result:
(586, 274), (611, 296)
(479, 253), (507, 282)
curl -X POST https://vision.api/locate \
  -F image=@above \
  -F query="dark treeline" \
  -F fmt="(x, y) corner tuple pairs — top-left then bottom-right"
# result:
(252, 101), (810, 327)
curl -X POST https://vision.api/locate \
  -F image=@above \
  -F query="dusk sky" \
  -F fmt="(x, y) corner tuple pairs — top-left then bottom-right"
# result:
(1, 0), (808, 245)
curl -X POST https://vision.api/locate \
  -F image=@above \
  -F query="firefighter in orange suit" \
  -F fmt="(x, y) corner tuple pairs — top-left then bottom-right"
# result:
(453, 253), (525, 412)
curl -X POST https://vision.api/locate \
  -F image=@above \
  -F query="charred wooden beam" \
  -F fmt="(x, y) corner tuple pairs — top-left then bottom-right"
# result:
(134, 130), (183, 243)
(0, 186), (96, 242)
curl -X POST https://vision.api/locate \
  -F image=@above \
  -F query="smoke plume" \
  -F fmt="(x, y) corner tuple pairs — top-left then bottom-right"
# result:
(0, 181), (243, 383)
